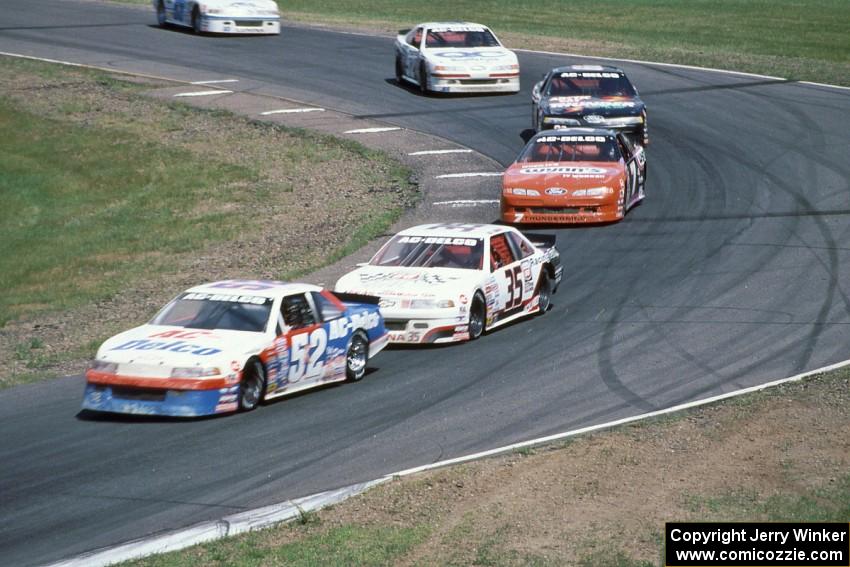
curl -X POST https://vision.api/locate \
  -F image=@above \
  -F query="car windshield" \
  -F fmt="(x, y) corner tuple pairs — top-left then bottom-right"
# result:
(371, 235), (484, 270)
(518, 135), (621, 163)
(425, 29), (499, 48)
(151, 292), (273, 332)
(546, 72), (637, 97)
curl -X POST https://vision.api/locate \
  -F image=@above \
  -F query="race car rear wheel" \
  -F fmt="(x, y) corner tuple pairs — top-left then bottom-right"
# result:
(239, 359), (265, 411)
(346, 331), (369, 382)
(156, 0), (167, 27)
(191, 6), (202, 34)
(418, 61), (428, 94)
(537, 272), (552, 315)
(468, 293), (486, 340)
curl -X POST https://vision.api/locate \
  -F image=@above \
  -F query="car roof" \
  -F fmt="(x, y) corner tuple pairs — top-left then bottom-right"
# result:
(186, 280), (321, 299)
(398, 223), (512, 238)
(416, 21), (490, 31)
(550, 64), (626, 74)
(531, 127), (618, 139)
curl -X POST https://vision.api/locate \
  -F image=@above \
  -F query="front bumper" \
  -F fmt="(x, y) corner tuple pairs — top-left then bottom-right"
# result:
(200, 15), (280, 34)
(429, 75), (519, 94)
(501, 196), (624, 224)
(82, 370), (240, 416)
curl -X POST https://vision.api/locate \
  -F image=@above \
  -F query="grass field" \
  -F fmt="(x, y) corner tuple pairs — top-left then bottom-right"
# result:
(0, 56), (414, 387)
(123, 367), (850, 566)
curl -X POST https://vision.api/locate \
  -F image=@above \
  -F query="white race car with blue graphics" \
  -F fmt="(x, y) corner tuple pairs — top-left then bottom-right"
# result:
(82, 280), (387, 417)
(394, 22), (520, 94)
(154, 0), (280, 35)
(335, 224), (561, 345)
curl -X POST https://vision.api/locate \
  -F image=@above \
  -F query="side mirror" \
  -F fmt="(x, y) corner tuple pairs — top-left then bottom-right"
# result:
(356, 262), (369, 268)
(398, 28), (411, 35)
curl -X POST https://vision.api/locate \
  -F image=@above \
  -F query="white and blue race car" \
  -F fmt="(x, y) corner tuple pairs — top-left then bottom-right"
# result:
(82, 280), (387, 417)
(394, 22), (520, 94)
(154, 0), (280, 35)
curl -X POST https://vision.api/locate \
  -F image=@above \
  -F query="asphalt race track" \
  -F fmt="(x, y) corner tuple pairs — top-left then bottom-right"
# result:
(1, 2), (849, 565)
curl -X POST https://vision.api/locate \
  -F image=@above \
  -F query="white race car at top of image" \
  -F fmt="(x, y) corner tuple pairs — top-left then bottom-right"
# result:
(335, 223), (562, 345)
(154, 0), (280, 35)
(394, 22), (520, 94)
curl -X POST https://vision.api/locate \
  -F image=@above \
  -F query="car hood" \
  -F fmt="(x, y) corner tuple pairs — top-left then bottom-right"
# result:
(202, 0), (279, 14)
(541, 95), (644, 117)
(336, 266), (482, 300)
(505, 161), (624, 189)
(95, 324), (269, 371)
(425, 46), (517, 66)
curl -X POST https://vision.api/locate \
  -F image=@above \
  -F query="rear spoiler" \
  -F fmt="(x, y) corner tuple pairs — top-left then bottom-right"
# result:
(331, 291), (381, 306)
(523, 232), (557, 250)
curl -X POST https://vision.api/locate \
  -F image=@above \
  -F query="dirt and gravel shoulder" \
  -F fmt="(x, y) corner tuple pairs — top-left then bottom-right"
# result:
(126, 367), (850, 566)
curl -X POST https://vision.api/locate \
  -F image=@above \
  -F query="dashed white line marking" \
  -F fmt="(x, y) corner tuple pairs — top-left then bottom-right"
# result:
(190, 79), (239, 85)
(344, 127), (402, 134)
(260, 108), (325, 115)
(173, 90), (233, 97)
(435, 172), (503, 179)
(433, 199), (500, 207)
(408, 149), (473, 156)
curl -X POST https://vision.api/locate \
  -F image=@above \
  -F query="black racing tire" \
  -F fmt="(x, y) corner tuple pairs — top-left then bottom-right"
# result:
(191, 6), (202, 34)
(395, 56), (404, 83)
(238, 359), (266, 412)
(156, 0), (167, 27)
(468, 293), (486, 341)
(418, 61), (428, 94)
(537, 271), (552, 315)
(346, 331), (369, 382)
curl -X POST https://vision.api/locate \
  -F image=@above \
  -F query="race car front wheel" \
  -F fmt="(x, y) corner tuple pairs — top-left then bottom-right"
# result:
(191, 7), (202, 34)
(395, 57), (404, 83)
(418, 62), (428, 94)
(156, 0), (167, 27)
(346, 331), (369, 382)
(537, 272), (552, 315)
(239, 359), (266, 411)
(468, 294), (486, 340)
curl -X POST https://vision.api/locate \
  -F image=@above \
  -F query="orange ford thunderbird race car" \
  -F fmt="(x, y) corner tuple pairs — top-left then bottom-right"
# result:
(501, 128), (646, 225)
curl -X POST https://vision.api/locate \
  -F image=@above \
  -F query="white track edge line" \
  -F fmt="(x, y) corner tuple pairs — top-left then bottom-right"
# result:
(46, 357), (850, 567)
(174, 90), (233, 97)
(260, 107), (325, 115)
(344, 126), (401, 134)
(190, 79), (239, 85)
(408, 149), (473, 156)
(435, 172), (503, 178)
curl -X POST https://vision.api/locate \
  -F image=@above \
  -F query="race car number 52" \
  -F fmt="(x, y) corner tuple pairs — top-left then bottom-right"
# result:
(505, 266), (523, 309)
(289, 328), (327, 382)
